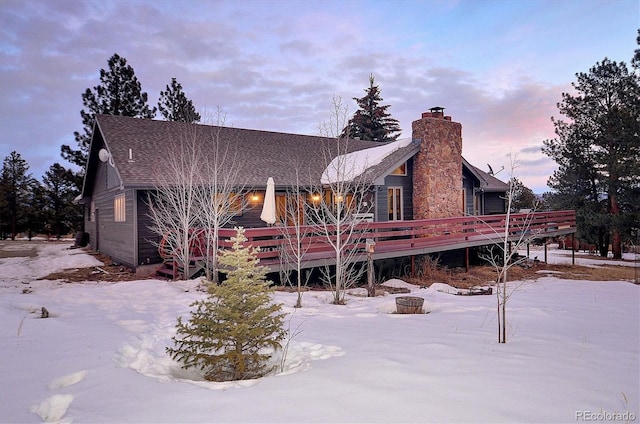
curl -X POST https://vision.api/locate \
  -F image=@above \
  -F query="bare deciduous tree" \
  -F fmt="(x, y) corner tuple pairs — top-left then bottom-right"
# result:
(148, 122), (203, 279)
(277, 165), (314, 308)
(308, 96), (375, 304)
(196, 108), (247, 283)
(478, 155), (542, 343)
(148, 108), (247, 281)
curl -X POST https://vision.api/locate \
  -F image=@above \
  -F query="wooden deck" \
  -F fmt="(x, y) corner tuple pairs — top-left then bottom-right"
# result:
(216, 210), (577, 273)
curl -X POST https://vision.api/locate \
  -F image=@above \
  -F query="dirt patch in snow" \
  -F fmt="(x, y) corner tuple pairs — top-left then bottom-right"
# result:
(39, 250), (144, 283)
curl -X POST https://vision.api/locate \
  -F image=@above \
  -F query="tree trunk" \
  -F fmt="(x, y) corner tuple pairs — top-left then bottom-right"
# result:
(609, 192), (622, 259)
(598, 227), (608, 257)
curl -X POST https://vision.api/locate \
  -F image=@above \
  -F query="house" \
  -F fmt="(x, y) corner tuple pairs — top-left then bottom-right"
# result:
(80, 109), (509, 273)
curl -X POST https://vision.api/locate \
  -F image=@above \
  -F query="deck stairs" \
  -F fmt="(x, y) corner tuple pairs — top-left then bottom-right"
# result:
(155, 256), (207, 280)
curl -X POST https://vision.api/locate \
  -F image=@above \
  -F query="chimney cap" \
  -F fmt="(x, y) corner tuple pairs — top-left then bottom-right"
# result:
(429, 106), (446, 113)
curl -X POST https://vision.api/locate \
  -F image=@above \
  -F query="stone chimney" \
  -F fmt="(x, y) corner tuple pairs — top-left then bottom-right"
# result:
(412, 107), (463, 219)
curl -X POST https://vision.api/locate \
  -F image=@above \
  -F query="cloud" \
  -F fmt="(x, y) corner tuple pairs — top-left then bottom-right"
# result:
(1, 0), (634, 197)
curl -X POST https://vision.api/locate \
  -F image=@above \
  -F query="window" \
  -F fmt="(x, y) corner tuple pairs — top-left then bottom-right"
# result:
(276, 194), (306, 226)
(390, 162), (407, 176)
(114, 194), (125, 222)
(213, 192), (242, 216)
(461, 188), (467, 214)
(387, 187), (403, 221)
(90, 200), (95, 222)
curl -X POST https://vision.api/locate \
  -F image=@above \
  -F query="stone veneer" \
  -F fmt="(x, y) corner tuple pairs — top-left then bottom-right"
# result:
(412, 110), (463, 219)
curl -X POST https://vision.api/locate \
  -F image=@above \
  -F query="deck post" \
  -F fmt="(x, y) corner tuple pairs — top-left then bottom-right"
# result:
(465, 247), (469, 272)
(544, 239), (548, 263)
(571, 233), (575, 265)
(411, 255), (415, 276)
(366, 239), (376, 297)
(526, 243), (530, 258)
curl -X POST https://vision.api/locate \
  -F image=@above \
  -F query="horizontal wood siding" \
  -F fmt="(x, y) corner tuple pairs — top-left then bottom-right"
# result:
(85, 158), (134, 263)
(136, 190), (162, 266)
(376, 159), (413, 222)
(484, 192), (506, 214)
(96, 189), (136, 268)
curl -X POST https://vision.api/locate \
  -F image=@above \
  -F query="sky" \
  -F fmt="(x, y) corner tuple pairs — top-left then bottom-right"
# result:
(1, 0), (638, 194)
(0, 241), (638, 422)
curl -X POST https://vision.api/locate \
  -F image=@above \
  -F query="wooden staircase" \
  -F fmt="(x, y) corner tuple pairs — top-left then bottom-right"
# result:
(156, 256), (207, 280)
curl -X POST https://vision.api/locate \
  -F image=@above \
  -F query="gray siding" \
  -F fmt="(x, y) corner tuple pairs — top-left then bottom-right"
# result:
(375, 159), (413, 222)
(96, 189), (136, 268)
(84, 159), (137, 269)
(483, 193), (506, 215)
(136, 190), (162, 266)
(462, 170), (476, 215)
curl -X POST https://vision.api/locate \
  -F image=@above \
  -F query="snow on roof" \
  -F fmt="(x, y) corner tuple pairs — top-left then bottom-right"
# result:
(321, 137), (412, 184)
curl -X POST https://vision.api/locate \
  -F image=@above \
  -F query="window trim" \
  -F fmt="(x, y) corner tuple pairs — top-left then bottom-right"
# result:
(387, 187), (403, 221)
(114, 193), (126, 222)
(390, 162), (407, 176)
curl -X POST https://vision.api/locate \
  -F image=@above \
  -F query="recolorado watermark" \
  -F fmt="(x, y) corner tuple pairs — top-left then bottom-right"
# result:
(576, 410), (637, 422)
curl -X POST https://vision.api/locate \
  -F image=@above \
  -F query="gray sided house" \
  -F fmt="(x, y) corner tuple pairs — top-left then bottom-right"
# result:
(81, 110), (508, 272)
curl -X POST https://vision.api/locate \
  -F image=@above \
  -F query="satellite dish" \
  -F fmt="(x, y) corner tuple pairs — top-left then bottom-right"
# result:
(98, 148), (110, 163)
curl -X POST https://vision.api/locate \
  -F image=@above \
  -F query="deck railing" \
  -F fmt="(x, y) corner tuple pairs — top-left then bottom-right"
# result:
(215, 210), (576, 269)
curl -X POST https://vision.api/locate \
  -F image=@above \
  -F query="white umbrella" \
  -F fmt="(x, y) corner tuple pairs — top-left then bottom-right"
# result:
(260, 177), (277, 225)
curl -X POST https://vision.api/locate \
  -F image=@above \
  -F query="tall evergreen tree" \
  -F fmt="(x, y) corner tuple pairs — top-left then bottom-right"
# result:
(62, 53), (156, 171)
(167, 227), (286, 382)
(341, 74), (401, 142)
(24, 181), (47, 240)
(0, 151), (34, 240)
(42, 163), (83, 238)
(542, 55), (640, 259)
(633, 29), (640, 69)
(158, 78), (201, 123)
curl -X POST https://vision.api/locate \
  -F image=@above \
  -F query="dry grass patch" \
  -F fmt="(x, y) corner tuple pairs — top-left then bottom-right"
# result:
(404, 259), (637, 289)
(546, 263), (636, 282)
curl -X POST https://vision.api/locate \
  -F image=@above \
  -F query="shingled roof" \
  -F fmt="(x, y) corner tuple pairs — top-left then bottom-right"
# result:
(83, 114), (383, 194)
(82, 115), (508, 198)
(463, 158), (510, 192)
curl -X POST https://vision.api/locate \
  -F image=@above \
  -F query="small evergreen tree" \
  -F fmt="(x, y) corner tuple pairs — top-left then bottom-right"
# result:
(167, 227), (286, 382)
(158, 78), (201, 123)
(341, 74), (401, 142)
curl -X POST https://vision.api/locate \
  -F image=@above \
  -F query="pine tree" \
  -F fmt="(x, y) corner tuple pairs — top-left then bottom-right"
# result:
(23, 180), (47, 240)
(42, 163), (83, 238)
(542, 56), (640, 259)
(509, 177), (537, 211)
(341, 74), (401, 142)
(62, 53), (156, 171)
(158, 78), (201, 123)
(0, 151), (33, 240)
(632, 29), (640, 69)
(167, 227), (286, 382)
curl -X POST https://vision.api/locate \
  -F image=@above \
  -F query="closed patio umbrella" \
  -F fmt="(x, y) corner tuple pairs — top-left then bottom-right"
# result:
(260, 177), (277, 225)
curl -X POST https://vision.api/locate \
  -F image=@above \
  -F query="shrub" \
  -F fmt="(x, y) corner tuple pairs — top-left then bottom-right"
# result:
(167, 227), (286, 381)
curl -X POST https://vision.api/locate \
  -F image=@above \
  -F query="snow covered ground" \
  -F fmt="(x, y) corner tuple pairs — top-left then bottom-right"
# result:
(1, 241), (638, 423)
